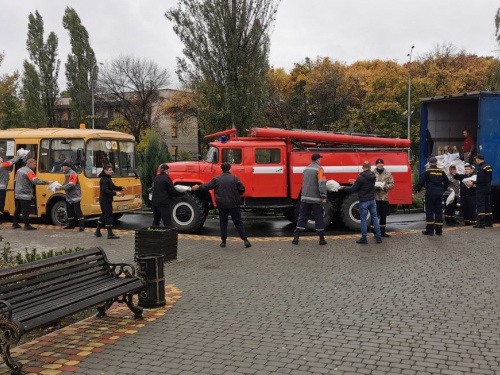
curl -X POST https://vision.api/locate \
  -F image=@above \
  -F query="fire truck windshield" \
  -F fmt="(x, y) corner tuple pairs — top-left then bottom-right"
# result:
(206, 146), (218, 163)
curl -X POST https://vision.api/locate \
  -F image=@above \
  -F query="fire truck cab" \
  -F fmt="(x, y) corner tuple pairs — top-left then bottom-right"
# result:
(165, 127), (413, 233)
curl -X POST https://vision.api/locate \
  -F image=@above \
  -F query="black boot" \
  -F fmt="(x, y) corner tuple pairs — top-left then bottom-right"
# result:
(292, 232), (300, 245)
(381, 228), (391, 238)
(107, 227), (120, 239)
(318, 232), (327, 245)
(79, 219), (85, 232)
(95, 222), (103, 237)
(473, 217), (485, 228)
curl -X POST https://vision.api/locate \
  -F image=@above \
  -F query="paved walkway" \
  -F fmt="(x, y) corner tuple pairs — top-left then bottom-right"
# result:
(1, 223), (500, 375)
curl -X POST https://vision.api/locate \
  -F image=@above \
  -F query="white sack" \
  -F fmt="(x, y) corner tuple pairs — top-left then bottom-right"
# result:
(174, 185), (192, 193)
(17, 148), (30, 159)
(462, 175), (477, 188)
(446, 190), (456, 205)
(47, 181), (62, 192)
(375, 181), (385, 190)
(326, 179), (340, 192)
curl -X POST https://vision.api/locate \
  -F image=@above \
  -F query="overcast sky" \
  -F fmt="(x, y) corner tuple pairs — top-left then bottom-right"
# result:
(1, 0), (499, 90)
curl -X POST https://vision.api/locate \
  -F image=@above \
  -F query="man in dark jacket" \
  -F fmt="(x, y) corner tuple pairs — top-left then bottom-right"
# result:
(415, 157), (451, 235)
(95, 165), (126, 239)
(192, 163), (251, 248)
(473, 154), (493, 228)
(152, 163), (185, 227)
(339, 161), (382, 244)
(451, 163), (476, 226)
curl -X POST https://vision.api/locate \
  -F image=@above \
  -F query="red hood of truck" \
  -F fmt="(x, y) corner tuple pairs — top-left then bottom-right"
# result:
(159, 161), (205, 182)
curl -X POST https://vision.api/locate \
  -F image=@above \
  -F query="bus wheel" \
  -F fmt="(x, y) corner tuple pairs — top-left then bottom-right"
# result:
(113, 213), (124, 222)
(50, 200), (68, 226)
(340, 193), (369, 231)
(171, 194), (205, 233)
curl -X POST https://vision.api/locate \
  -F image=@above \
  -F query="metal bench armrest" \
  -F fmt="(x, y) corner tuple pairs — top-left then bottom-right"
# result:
(0, 299), (13, 320)
(107, 262), (136, 278)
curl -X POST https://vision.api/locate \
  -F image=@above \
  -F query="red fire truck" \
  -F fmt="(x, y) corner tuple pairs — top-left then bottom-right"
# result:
(164, 127), (412, 233)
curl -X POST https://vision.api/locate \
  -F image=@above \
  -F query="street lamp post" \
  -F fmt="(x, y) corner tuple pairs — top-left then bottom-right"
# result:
(91, 62), (103, 129)
(407, 46), (414, 140)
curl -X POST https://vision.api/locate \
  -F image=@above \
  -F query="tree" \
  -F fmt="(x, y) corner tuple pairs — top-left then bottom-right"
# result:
(21, 61), (46, 126)
(138, 131), (171, 207)
(63, 6), (96, 127)
(161, 89), (198, 134)
(98, 55), (171, 143)
(24, 10), (60, 127)
(0, 53), (23, 129)
(165, 0), (280, 135)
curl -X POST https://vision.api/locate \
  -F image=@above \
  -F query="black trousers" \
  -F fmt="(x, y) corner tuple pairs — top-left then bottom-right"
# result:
(218, 207), (247, 241)
(0, 189), (6, 214)
(66, 201), (84, 225)
(444, 198), (457, 222)
(476, 191), (492, 225)
(371, 200), (390, 233)
(13, 199), (31, 226)
(425, 195), (443, 234)
(461, 195), (476, 224)
(98, 202), (114, 227)
(153, 204), (172, 227)
(295, 201), (325, 232)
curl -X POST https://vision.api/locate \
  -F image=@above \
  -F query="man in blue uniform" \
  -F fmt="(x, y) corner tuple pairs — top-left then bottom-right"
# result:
(473, 154), (493, 228)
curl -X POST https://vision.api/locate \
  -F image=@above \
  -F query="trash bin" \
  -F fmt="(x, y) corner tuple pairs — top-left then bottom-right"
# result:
(136, 254), (166, 308)
(135, 227), (178, 262)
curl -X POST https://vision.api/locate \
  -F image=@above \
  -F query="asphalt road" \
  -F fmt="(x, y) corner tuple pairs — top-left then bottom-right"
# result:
(107, 211), (428, 237)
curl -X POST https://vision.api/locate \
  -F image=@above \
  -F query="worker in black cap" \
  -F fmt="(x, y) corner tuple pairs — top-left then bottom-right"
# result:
(415, 156), (451, 235)
(192, 163), (251, 248)
(151, 163), (185, 227)
(473, 154), (493, 228)
(450, 163), (476, 226)
(371, 158), (394, 237)
(291, 153), (328, 246)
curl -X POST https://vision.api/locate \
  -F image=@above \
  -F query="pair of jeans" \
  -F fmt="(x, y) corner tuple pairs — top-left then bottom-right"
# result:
(359, 199), (381, 239)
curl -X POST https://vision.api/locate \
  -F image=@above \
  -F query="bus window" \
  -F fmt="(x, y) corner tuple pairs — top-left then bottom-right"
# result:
(85, 139), (137, 177)
(43, 139), (84, 173)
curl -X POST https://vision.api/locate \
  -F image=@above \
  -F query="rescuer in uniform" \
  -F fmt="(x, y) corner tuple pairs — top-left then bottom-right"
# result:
(415, 157), (451, 235)
(473, 154), (493, 228)
(55, 161), (85, 231)
(462, 129), (475, 163)
(95, 165), (126, 239)
(451, 163), (476, 226)
(444, 165), (460, 226)
(192, 163), (251, 248)
(0, 154), (20, 224)
(151, 163), (185, 227)
(371, 158), (395, 237)
(291, 153), (328, 246)
(13, 158), (50, 230)
(339, 161), (382, 244)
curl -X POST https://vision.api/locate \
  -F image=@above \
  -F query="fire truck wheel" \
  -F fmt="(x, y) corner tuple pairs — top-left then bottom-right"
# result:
(283, 207), (296, 222)
(293, 200), (333, 230)
(340, 193), (370, 231)
(170, 194), (205, 233)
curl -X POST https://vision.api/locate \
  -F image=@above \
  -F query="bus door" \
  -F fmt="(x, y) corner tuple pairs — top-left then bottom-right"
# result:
(14, 143), (39, 216)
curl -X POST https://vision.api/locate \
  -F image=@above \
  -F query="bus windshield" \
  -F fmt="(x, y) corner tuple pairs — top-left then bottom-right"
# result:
(85, 139), (137, 178)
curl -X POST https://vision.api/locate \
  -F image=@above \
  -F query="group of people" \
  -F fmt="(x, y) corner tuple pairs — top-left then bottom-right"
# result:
(416, 154), (493, 235)
(292, 154), (395, 246)
(0, 153), (125, 239)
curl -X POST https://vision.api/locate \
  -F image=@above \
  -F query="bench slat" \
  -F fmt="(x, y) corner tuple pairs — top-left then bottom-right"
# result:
(0, 253), (105, 289)
(8, 271), (112, 311)
(0, 248), (104, 281)
(22, 279), (144, 332)
(0, 261), (108, 300)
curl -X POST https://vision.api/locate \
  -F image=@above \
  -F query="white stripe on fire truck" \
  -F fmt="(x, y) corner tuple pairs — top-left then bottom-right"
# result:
(292, 165), (409, 174)
(253, 166), (284, 174)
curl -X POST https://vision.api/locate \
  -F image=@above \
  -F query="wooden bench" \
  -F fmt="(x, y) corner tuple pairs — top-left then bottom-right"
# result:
(0, 247), (145, 375)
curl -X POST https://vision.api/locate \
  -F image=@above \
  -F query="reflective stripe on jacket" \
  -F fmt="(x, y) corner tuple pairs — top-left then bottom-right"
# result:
(15, 166), (49, 200)
(301, 161), (327, 204)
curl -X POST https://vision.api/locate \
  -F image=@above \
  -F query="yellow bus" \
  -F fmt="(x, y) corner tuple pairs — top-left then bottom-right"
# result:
(0, 128), (142, 225)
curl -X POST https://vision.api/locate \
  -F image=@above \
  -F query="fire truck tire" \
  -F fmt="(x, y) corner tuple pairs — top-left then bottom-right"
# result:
(293, 200), (334, 230)
(283, 207), (296, 222)
(170, 194), (205, 233)
(340, 193), (371, 231)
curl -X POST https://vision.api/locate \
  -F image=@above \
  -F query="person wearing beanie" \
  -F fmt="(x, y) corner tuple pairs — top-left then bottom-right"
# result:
(472, 154), (493, 228)
(415, 156), (451, 235)
(95, 165), (126, 239)
(291, 153), (328, 246)
(371, 158), (395, 237)
(151, 163), (185, 227)
(192, 163), (251, 248)
(55, 161), (85, 231)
